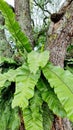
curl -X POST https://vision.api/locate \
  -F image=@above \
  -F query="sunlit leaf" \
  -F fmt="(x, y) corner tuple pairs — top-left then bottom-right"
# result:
(28, 50), (49, 74)
(12, 64), (40, 109)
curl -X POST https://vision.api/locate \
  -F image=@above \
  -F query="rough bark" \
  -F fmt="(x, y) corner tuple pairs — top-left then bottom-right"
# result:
(46, 1), (73, 68)
(14, 0), (34, 47)
(46, 1), (73, 130)
(0, 11), (13, 58)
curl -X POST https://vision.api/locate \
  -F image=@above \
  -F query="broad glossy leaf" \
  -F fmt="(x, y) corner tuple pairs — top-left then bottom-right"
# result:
(37, 79), (66, 118)
(23, 108), (43, 130)
(28, 50), (49, 74)
(30, 91), (43, 119)
(12, 65), (40, 109)
(43, 63), (73, 121)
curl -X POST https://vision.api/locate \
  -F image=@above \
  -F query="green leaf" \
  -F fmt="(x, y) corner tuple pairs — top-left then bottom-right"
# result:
(0, 63), (40, 109)
(37, 78), (66, 118)
(0, 0), (32, 52)
(23, 108), (43, 130)
(23, 91), (43, 130)
(8, 109), (20, 130)
(42, 102), (54, 130)
(66, 66), (73, 74)
(0, 69), (17, 89)
(1, 108), (20, 130)
(0, 56), (16, 65)
(28, 50), (49, 74)
(0, 100), (20, 130)
(12, 64), (40, 109)
(42, 63), (73, 121)
(30, 91), (43, 119)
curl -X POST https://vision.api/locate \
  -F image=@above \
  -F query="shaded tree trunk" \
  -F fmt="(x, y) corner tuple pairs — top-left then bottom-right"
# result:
(0, 11), (13, 58)
(14, 0), (34, 48)
(46, 1), (73, 130)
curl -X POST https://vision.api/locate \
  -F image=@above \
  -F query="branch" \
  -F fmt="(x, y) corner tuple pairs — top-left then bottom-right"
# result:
(34, 0), (51, 15)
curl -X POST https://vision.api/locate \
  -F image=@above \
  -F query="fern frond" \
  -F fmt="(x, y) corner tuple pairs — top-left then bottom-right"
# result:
(12, 64), (40, 109)
(23, 108), (43, 130)
(0, 0), (32, 52)
(0, 56), (16, 64)
(0, 102), (20, 130)
(0, 69), (16, 89)
(37, 78), (66, 118)
(42, 102), (54, 130)
(42, 63), (73, 121)
(0, 63), (40, 109)
(23, 91), (43, 130)
(27, 50), (49, 74)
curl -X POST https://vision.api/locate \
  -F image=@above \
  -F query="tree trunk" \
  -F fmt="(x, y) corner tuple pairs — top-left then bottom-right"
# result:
(46, 1), (73, 130)
(14, 0), (34, 48)
(0, 11), (13, 58)
(14, 0), (35, 129)
(46, 0), (73, 68)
